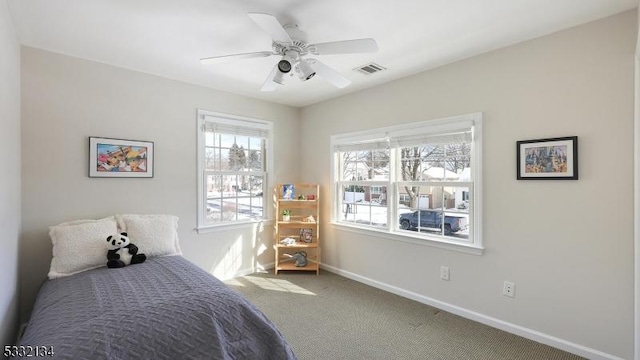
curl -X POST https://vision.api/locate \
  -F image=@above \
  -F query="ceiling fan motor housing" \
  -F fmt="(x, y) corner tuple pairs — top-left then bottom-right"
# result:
(273, 24), (311, 57)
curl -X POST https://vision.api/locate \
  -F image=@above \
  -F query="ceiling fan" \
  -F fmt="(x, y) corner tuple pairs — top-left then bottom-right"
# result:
(200, 13), (378, 91)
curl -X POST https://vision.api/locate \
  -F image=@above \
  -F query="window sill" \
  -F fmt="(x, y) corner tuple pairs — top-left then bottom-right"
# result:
(196, 219), (275, 234)
(330, 221), (484, 255)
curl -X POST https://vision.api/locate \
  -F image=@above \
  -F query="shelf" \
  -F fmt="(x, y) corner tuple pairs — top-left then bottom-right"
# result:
(278, 201), (317, 209)
(275, 242), (318, 249)
(277, 221), (317, 226)
(275, 183), (320, 275)
(276, 261), (319, 272)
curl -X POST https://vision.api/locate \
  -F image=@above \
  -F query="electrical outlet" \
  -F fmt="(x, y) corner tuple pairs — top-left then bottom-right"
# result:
(440, 266), (450, 281)
(503, 281), (515, 298)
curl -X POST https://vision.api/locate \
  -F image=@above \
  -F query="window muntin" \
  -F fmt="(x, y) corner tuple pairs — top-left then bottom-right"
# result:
(340, 149), (389, 181)
(336, 146), (390, 228)
(197, 111), (271, 230)
(397, 184), (470, 240)
(331, 113), (482, 249)
(204, 174), (265, 223)
(340, 184), (388, 227)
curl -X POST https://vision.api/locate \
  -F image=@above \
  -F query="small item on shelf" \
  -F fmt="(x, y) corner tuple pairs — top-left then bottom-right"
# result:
(299, 228), (312, 243)
(297, 195), (305, 200)
(282, 184), (294, 200)
(306, 194), (315, 200)
(282, 209), (291, 222)
(302, 215), (315, 223)
(282, 251), (308, 267)
(280, 237), (296, 246)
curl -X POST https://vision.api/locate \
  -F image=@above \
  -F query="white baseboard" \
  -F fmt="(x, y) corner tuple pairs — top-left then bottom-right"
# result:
(320, 263), (623, 360)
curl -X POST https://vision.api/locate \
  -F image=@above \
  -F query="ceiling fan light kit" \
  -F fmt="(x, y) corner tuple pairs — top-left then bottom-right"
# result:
(297, 59), (316, 80)
(200, 12), (378, 91)
(277, 58), (292, 74)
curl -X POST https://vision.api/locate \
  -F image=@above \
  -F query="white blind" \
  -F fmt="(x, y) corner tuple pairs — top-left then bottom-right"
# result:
(333, 139), (389, 153)
(331, 114), (478, 152)
(392, 129), (472, 148)
(203, 116), (269, 138)
(334, 129), (473, 152)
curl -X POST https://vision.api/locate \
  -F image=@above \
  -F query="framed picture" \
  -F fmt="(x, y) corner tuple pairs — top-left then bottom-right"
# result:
(282, 184), (294, 199)
(517, 136), (578, 180)
(89, 137), (154, 178)
(299, 228), (313, 243)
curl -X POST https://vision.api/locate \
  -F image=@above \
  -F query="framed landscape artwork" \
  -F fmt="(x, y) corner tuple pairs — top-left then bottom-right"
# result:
(516, 136), (578, 180)
(89, 137), (154, 178)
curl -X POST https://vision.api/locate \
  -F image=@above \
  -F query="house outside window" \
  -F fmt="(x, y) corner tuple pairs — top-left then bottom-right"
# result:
(331, 113), (483, 252)
(196, 110), (272, 231)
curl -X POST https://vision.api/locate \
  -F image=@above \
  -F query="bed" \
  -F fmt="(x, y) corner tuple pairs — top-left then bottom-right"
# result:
(18, 215), (296, 359)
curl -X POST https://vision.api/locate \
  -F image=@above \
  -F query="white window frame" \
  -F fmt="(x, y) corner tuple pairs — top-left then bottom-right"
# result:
(330, 113), (483, 254)
(196, 109), (273, 233)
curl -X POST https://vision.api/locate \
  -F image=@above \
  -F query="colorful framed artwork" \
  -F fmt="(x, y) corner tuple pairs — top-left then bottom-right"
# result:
(282, 184), (294, 199)
(89, 137), (154, 178)
(517, 136), (578, 180)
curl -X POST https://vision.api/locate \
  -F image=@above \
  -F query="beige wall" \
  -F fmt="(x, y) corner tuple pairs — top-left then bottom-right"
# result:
(301, 11), (635, 359)
(20, 47), (300, 320)
(0, 0), (21, 346)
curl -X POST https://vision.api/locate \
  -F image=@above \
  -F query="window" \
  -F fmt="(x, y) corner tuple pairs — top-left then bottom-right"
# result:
(331, 113), (482, 252)
(196, 110), (272, 231)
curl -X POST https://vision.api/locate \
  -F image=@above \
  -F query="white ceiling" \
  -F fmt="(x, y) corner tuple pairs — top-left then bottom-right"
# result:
(7, 0), (638, 107)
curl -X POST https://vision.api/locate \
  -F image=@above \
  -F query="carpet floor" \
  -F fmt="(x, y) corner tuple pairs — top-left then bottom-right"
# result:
(225, 270), (584, 360)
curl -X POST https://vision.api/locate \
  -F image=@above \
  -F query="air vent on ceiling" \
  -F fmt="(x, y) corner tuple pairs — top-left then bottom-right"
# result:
(355, 62), (386, 75)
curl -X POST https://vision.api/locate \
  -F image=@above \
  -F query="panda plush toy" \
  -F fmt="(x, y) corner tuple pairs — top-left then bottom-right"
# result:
(106, 232), (146, 268)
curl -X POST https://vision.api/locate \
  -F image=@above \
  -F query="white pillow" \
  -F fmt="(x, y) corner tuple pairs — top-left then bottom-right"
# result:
(115, 214), (182, 258)
(48, 217), (117, 279)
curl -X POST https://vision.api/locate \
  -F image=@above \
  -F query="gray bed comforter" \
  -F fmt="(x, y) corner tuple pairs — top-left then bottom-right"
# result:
(19, 256), (296, 360)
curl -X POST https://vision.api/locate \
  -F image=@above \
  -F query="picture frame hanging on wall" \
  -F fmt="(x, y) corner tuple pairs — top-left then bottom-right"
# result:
(89, 137), (154, 178)
(516, 136), (578, 180)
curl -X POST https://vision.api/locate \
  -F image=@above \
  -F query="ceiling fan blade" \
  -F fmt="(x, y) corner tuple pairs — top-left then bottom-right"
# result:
(310, 38), (378, 55)
(200, 51), (273, 64)
(248, 13), (292, 44)
(260, 64), (279, 92)
(308, 59), (351, 89)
